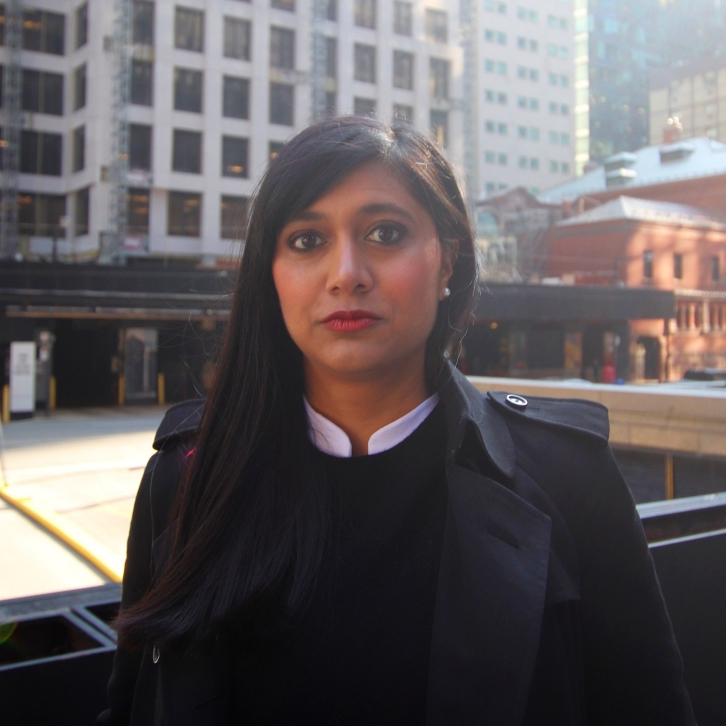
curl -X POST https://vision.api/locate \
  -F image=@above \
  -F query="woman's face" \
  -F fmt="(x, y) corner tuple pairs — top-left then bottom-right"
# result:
(272, 161), (454, 383)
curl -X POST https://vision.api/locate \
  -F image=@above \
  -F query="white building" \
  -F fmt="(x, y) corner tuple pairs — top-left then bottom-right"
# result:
(0, 0), (467, 264)
(473, 0), (580, 198)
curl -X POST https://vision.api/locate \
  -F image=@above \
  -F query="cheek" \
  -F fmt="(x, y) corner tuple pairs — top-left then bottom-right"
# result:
(388, 242), (442, 311)
(271, 258), (306, 332)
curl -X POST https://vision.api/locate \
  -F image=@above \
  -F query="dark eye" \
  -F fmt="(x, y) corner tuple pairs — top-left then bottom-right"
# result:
(291, 232), (324, 250)
(367, 224), (403, 245)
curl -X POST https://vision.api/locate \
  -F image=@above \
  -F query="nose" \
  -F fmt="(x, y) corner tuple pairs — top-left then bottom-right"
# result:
(326, 235), (373, 295)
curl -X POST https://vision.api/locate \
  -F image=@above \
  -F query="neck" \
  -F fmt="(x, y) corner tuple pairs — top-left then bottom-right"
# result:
(304, 362), (429, 456)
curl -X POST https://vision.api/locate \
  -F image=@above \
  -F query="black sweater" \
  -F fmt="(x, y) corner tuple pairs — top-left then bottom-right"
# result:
(231, 404), (448, 725)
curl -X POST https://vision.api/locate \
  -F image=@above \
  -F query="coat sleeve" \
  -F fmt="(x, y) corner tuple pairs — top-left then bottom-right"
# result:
(96, 453), (159, 726)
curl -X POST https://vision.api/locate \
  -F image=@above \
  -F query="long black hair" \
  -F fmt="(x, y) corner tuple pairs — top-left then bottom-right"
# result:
(117, 116), (478, 647)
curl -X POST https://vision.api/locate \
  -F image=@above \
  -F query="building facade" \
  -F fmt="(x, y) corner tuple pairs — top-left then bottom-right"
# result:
(0, 0), (465, 265)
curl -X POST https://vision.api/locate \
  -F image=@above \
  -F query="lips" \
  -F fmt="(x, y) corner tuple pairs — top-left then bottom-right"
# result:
(320, 309), (382, 332)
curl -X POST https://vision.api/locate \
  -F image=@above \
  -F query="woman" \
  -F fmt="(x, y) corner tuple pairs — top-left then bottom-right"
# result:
(100, 117), (694, 725)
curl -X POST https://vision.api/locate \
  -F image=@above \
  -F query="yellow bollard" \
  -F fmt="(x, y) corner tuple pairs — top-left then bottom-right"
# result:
(2, 385), (9, 423)
(49, 376), (57, 410)
(118, 374), (125, 406)
(157, 372), (165, 406)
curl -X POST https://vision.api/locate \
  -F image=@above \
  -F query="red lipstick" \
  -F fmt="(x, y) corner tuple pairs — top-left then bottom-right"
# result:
(320, 309), (381, 332)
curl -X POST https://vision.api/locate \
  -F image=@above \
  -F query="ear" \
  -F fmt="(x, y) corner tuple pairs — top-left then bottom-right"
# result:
(440, 239), (459, 295)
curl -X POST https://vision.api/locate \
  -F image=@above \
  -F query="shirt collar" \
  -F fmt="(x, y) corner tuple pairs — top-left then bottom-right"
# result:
(304, 393), (440, 458)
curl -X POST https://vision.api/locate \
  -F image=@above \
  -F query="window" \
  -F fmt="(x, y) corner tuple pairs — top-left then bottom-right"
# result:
(354, 44), (376, 83)
(223, 76), (250, 119)
(76, 3), (88, 49)
(549, 101), (557, 114)
(561, 133), (569, 145)
(325, 92), (336, 115)
(326, 37), (337, 79)
(517, 66), (526, 79)
(270, 82), (294, 125)
(518, 156), (527, 168)
(355, 0), (376, 29)
(271, 0), (295, 10)
(549, 160), (558, 173)
(22, 69), (63, 115)
(175, 7), (204, 52)
(712, 256), (721, 282)
(498, 122), (507, 135)
(221, 195), (248, 240)
(498, 153), (507, 165)
(485, 59), (495, 72)
(560, 104), (569, 115)
(222, 136), (249, 177)
(517, 36), (525, 49)
(430, 110), (447, 147)
(172, 129), (202, 173)
(224, 17), (251, 60)
(529, 127), (539, 140)
(674, 253), (683, 280)
(326, 0), (337, 21)
(430, 58), (449, 99)
(127, 188), (149, 236)
(269, 142), (285, 161)
(75, 187), (89, 236)
(497, 61), (507, 75)
(270, 27), (294, 69)
(518, 126), (527, 138)
(529, 157), (539, 170)
(71, 64), (86, 111)
(517, 6), (526, 19)
(393, 1), (412, 35)
(530, 39), (538, 51)
(643, 251), (654, 279)
(425, 9), (447, 43)
(18, 193), (66, 237)
(560, 75), (568, 87)
(498, 92), (507, 104)
(393, 50), (413, 90)
(174, 68), (203, 112)
(131, 60), (153, 106)
(548, 43), (557, 56)
(132, 0), (154, 45)
(549, 73), (557, 85)
(561, 162), (570, 174)
(168, 191), (201, 237)
(72, 125), (85, 172)
(393, 104), (413, 122)
(529, 69), (538, 81)
(529, 98), (538, 110)
(485, 151), (495, 163)
(548, 14), (557, 27)
(20, 130), (62, 175)
(485, 121), (495, 132)
(354, 97), (376, 116)
(518, 95), (527, 108)
(22, 9), (65, 55)
(529, 10), (538, 21)
(549, 130), (558, 143)
(129, 124), (152, 170)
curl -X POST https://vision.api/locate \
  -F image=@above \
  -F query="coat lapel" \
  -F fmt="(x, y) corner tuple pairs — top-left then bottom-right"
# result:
(426, 366), (553, 725)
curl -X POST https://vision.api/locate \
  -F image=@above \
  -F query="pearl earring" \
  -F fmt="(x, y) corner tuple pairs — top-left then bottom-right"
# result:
(443, 288), (451, 298)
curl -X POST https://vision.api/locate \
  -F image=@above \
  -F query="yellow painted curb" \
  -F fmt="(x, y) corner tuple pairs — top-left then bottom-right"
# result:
(0, 485), (124, 582)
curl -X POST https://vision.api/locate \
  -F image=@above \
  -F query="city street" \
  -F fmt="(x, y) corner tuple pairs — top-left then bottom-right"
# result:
(0, 406), (166, 600)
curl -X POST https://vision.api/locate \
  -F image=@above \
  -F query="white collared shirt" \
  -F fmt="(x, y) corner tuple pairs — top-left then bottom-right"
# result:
(304, 393), (440, 457)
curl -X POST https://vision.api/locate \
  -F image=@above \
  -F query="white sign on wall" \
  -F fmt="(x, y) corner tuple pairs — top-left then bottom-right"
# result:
(10, 342), (36, 414)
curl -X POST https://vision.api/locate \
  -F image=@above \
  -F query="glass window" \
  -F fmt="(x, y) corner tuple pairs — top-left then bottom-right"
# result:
(429, 58), (449, 99)
(72, 125), (85, 172)
(355, 0), (376, 29)
(354, 44), (376, 83)
(22, 69), (63, 115)
(18, 193), (66, 237)
(131, 60), (153, 106)
(517, 66), (527, 79)
(172, 129), (202, 173)
(224, 17), (251, 60)
(530, 157), (539, 170)
(132, 0), (154, 45)
(270, 26), (294, 69)
(712, 256), (720, 282)
(562, 162), (570, 174)
(517, 36), (526, 49)
(549, 160), (558, 172)
(498, 153), (507, 165)
(529, 127), (539, 140)
(325, 91), (336, 115)
(271, 0), (295, 10)
(425, 9), (447, 43)
(221, 195), (248, 240)
(485, 120), (495, 132)
(518, 95), (527, 108)
(129, 124), (152, 170)
(430, 110), (448, 147)
(548, 43), (557, 56)
(174, 7), (204, 52)
(518, 126), (527, 138)
(326, 37), (337, 79)
(498, 92), (507, 104)
(561, 132), (569, 144)
(76, 3), (88, 49)
(75, 187), (89, 236)
(222, 136), (249, 177)
(269, 82), (294, 125)
(168, 191), (201, 237)
(497, 61), (506, 74)
(485, 151), (495, 163)
(498, 122), (507, 135)
(549, 130), (558, 143)
(269, 141), (285, 161)
(127, 187), (149, 236)
(643, 251), (653, 279)
(326, 0), (337, 21)
(530, 39), (538, 51)
(22, 10), (65, 55)
(393, 104), (413, 122)
(222, 76), (250, 119)
(674, 253), (683, 280)
(529, 69), (538, 81)
(74, 64), (86, 111)
(354, 97), (376, 116)
(518, 156), (527, 168)
(529, 97), (538, 110)
(174, 68), (203, 112)
(393, 1), (412, 35)
(20, 130), (62, 175)
(393, 50), (414, 90)
(561, 104), (569, 115)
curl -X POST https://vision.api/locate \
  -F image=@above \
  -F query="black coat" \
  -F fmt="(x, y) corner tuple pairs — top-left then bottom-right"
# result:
(99, 367), (695, 726)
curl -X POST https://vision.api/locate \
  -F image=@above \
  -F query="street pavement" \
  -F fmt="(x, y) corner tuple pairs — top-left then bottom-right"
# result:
(0, 406), (166, 601)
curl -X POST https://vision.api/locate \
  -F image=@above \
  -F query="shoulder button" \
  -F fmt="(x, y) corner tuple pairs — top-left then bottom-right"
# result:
(506, 394), (528, 408)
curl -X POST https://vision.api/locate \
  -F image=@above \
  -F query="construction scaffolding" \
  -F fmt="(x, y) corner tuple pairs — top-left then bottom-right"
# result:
(310, 0), (328, 121)
(460, 0), (479, 215)
(102, 0), (132, 263)
(0, 0), (23, 260)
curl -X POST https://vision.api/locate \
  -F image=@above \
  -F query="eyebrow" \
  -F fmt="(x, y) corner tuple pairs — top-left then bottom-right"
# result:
(285, 202), (417, 225)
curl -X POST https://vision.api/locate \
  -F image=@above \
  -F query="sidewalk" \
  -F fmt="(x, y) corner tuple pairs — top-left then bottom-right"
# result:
(0, 406), (167, 601)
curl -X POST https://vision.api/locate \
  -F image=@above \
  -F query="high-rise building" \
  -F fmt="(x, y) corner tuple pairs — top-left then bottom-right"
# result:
(473, 0), (579, 197)
(0, 0), (465, 265)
